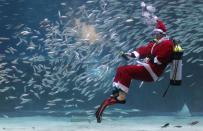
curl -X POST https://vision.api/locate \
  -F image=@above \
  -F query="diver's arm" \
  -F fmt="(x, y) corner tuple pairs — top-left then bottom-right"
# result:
(133, 42), (154, 59)
(123, 42), (154, 60)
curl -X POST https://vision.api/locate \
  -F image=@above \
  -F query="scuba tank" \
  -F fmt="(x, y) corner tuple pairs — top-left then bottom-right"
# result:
(170, 39), (184, 86)
(163, 39), (183, 97)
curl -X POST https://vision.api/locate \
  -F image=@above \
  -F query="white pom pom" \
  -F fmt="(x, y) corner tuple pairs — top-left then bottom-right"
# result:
(141, 2), (146, 7)
(146, 5), (156, 13)
(153, 15), (158, 21)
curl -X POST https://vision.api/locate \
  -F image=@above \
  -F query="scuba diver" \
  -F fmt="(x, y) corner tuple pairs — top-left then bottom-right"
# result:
(95, 1), (184, 122)
(96, 2), (183, 123)
(96, 19), (174, 123)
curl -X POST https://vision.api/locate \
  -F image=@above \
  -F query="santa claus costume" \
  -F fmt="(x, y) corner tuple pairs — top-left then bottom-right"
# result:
(113, 20), (174, 93)
(95, 19), (175, 123)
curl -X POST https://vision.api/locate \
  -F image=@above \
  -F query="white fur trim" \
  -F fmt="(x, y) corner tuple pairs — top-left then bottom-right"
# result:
(154, 57), (162, 65)
(153, 16), (158, 21)
(153, 28), (165, 34)
(113, 82), (129, 93)
(132, 51), (140, 58)
(137, 61), (158, 81)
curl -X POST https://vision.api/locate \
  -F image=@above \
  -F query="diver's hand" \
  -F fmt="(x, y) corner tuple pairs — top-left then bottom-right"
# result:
(121, 53), (130, 60)
(121, 52), (136, 60)
(124, 53), (134, 57)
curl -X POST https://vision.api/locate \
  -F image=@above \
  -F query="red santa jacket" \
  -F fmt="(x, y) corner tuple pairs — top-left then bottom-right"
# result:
(132, 37), (174, 81)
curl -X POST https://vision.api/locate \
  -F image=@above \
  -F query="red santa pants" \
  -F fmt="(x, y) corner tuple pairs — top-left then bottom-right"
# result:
(113, 65), (153, 93)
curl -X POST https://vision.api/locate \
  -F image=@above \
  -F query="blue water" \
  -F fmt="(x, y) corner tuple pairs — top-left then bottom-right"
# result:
(0, 0), (203, 119)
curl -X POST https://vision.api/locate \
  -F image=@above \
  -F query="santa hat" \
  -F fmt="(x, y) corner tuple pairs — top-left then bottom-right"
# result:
(153, 20), (166, 34)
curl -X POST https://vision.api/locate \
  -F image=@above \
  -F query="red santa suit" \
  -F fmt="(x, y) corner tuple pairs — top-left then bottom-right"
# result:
(113, 20), (174, 93)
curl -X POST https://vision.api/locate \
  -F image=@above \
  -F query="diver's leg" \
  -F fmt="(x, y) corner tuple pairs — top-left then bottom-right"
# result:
(96, 65), (153, 123)
(95, 88), (126, 123)
(112, 66), (133, 93)
(113, 65), (153, 92)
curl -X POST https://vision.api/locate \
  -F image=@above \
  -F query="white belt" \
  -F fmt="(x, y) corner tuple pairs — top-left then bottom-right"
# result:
(137, 61), (158, 81)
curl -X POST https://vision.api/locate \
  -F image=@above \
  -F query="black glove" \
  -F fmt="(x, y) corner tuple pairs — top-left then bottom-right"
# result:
(121, 53), (130, 60)
(148, 54), (155, 64)
(121, 52), (136, 60)
(130, 52), (136, 58)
